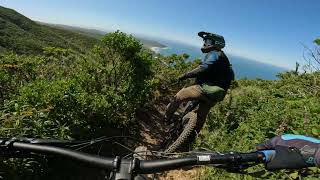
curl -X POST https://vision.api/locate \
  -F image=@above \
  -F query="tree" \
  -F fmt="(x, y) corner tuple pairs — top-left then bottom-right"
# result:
(314, 38), (320, 46)
(302, 38), (320, 72)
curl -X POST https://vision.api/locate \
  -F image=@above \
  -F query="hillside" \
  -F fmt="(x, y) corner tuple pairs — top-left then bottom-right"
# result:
(0, 6), (98, 54)
(40, 22), (167, 48)
(0, 5), (166, 55)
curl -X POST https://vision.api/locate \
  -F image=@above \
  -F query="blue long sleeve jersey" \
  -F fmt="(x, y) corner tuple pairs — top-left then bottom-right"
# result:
(183, 50), (234, 90)
(184, 51), (219, 78)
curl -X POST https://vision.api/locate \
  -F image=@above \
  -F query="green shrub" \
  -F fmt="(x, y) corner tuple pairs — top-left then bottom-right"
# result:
(0, 31), (155, 139)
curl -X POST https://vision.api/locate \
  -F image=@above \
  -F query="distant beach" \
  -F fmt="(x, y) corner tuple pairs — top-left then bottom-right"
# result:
(150, 46), (168, 54)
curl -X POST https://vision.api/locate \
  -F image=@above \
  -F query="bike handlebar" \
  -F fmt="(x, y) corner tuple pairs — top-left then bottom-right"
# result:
(139, 151), (269, 173)
(0, 138), (276, 179)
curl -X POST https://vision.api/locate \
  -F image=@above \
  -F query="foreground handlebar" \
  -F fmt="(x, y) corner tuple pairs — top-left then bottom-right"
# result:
(139, 151), (275, 173)
(9, 142), (119, 170)
(0, 139), (276, 179)
(139, 156), (198, 173)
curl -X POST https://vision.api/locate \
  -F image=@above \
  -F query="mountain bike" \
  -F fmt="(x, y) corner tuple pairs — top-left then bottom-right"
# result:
(0, 137), (275, 180)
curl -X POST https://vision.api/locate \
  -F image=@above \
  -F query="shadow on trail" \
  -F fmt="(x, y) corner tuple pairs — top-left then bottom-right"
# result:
(135, 103), (168, 150)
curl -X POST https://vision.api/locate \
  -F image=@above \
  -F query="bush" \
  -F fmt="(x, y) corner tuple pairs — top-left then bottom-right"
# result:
(0, 31), (155, 139)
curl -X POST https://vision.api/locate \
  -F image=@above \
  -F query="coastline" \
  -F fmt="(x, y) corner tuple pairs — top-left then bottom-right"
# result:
(149, 46), (168, 54)
(147, 41), (285, 80)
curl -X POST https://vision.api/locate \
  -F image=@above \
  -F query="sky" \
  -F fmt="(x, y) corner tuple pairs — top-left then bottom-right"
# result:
(1, 0), (319, 69)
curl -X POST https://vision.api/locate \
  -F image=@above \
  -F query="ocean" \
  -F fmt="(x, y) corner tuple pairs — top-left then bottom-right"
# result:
(151, 39), (288, 80)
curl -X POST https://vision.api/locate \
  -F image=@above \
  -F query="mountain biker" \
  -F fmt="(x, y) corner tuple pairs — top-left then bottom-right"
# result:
(257, 134), (320, 170)
(164, 31), (235, 132)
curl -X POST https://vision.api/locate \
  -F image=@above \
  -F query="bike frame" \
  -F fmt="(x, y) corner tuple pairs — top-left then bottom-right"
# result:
(171, 100), (199, 132)
(181, 100), (199, 117)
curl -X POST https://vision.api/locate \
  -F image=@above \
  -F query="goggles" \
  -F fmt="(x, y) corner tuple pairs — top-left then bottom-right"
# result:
(204, 39), (214, 46)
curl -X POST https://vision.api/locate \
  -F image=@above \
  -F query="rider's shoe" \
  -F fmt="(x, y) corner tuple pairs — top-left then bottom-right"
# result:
(163, 116), (172, 126)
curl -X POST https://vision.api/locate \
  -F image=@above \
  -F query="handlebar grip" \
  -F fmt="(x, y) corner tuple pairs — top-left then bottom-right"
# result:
(259, 150), (276, 163)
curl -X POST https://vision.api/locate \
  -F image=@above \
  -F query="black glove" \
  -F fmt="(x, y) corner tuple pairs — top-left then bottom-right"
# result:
(178, 75), (187, 81)
(257, 134), (320, 170)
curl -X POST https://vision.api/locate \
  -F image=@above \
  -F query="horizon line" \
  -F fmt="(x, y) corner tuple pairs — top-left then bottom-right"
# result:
(37, 20), (291, 70)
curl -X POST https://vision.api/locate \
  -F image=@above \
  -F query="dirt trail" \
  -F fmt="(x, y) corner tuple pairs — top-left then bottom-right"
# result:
(135, 92), (203, 180)
(136, 88), (173, 148)
(136, 104), (167, 147)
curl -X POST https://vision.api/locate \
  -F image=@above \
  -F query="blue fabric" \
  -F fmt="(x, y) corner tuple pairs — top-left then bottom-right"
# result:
(183, 50), (234, 90)
(202, 51), (219, 69)
(183, 51), (219, 78)
(281, 134), (320, 143)
(259, 150), (276, 162)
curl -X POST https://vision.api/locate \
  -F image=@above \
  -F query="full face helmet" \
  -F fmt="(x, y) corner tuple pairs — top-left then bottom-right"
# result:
(198, 31), (225, 53)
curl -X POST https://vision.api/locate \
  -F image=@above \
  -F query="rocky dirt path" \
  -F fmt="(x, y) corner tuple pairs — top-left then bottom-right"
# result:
(135, 94), (203, 180)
